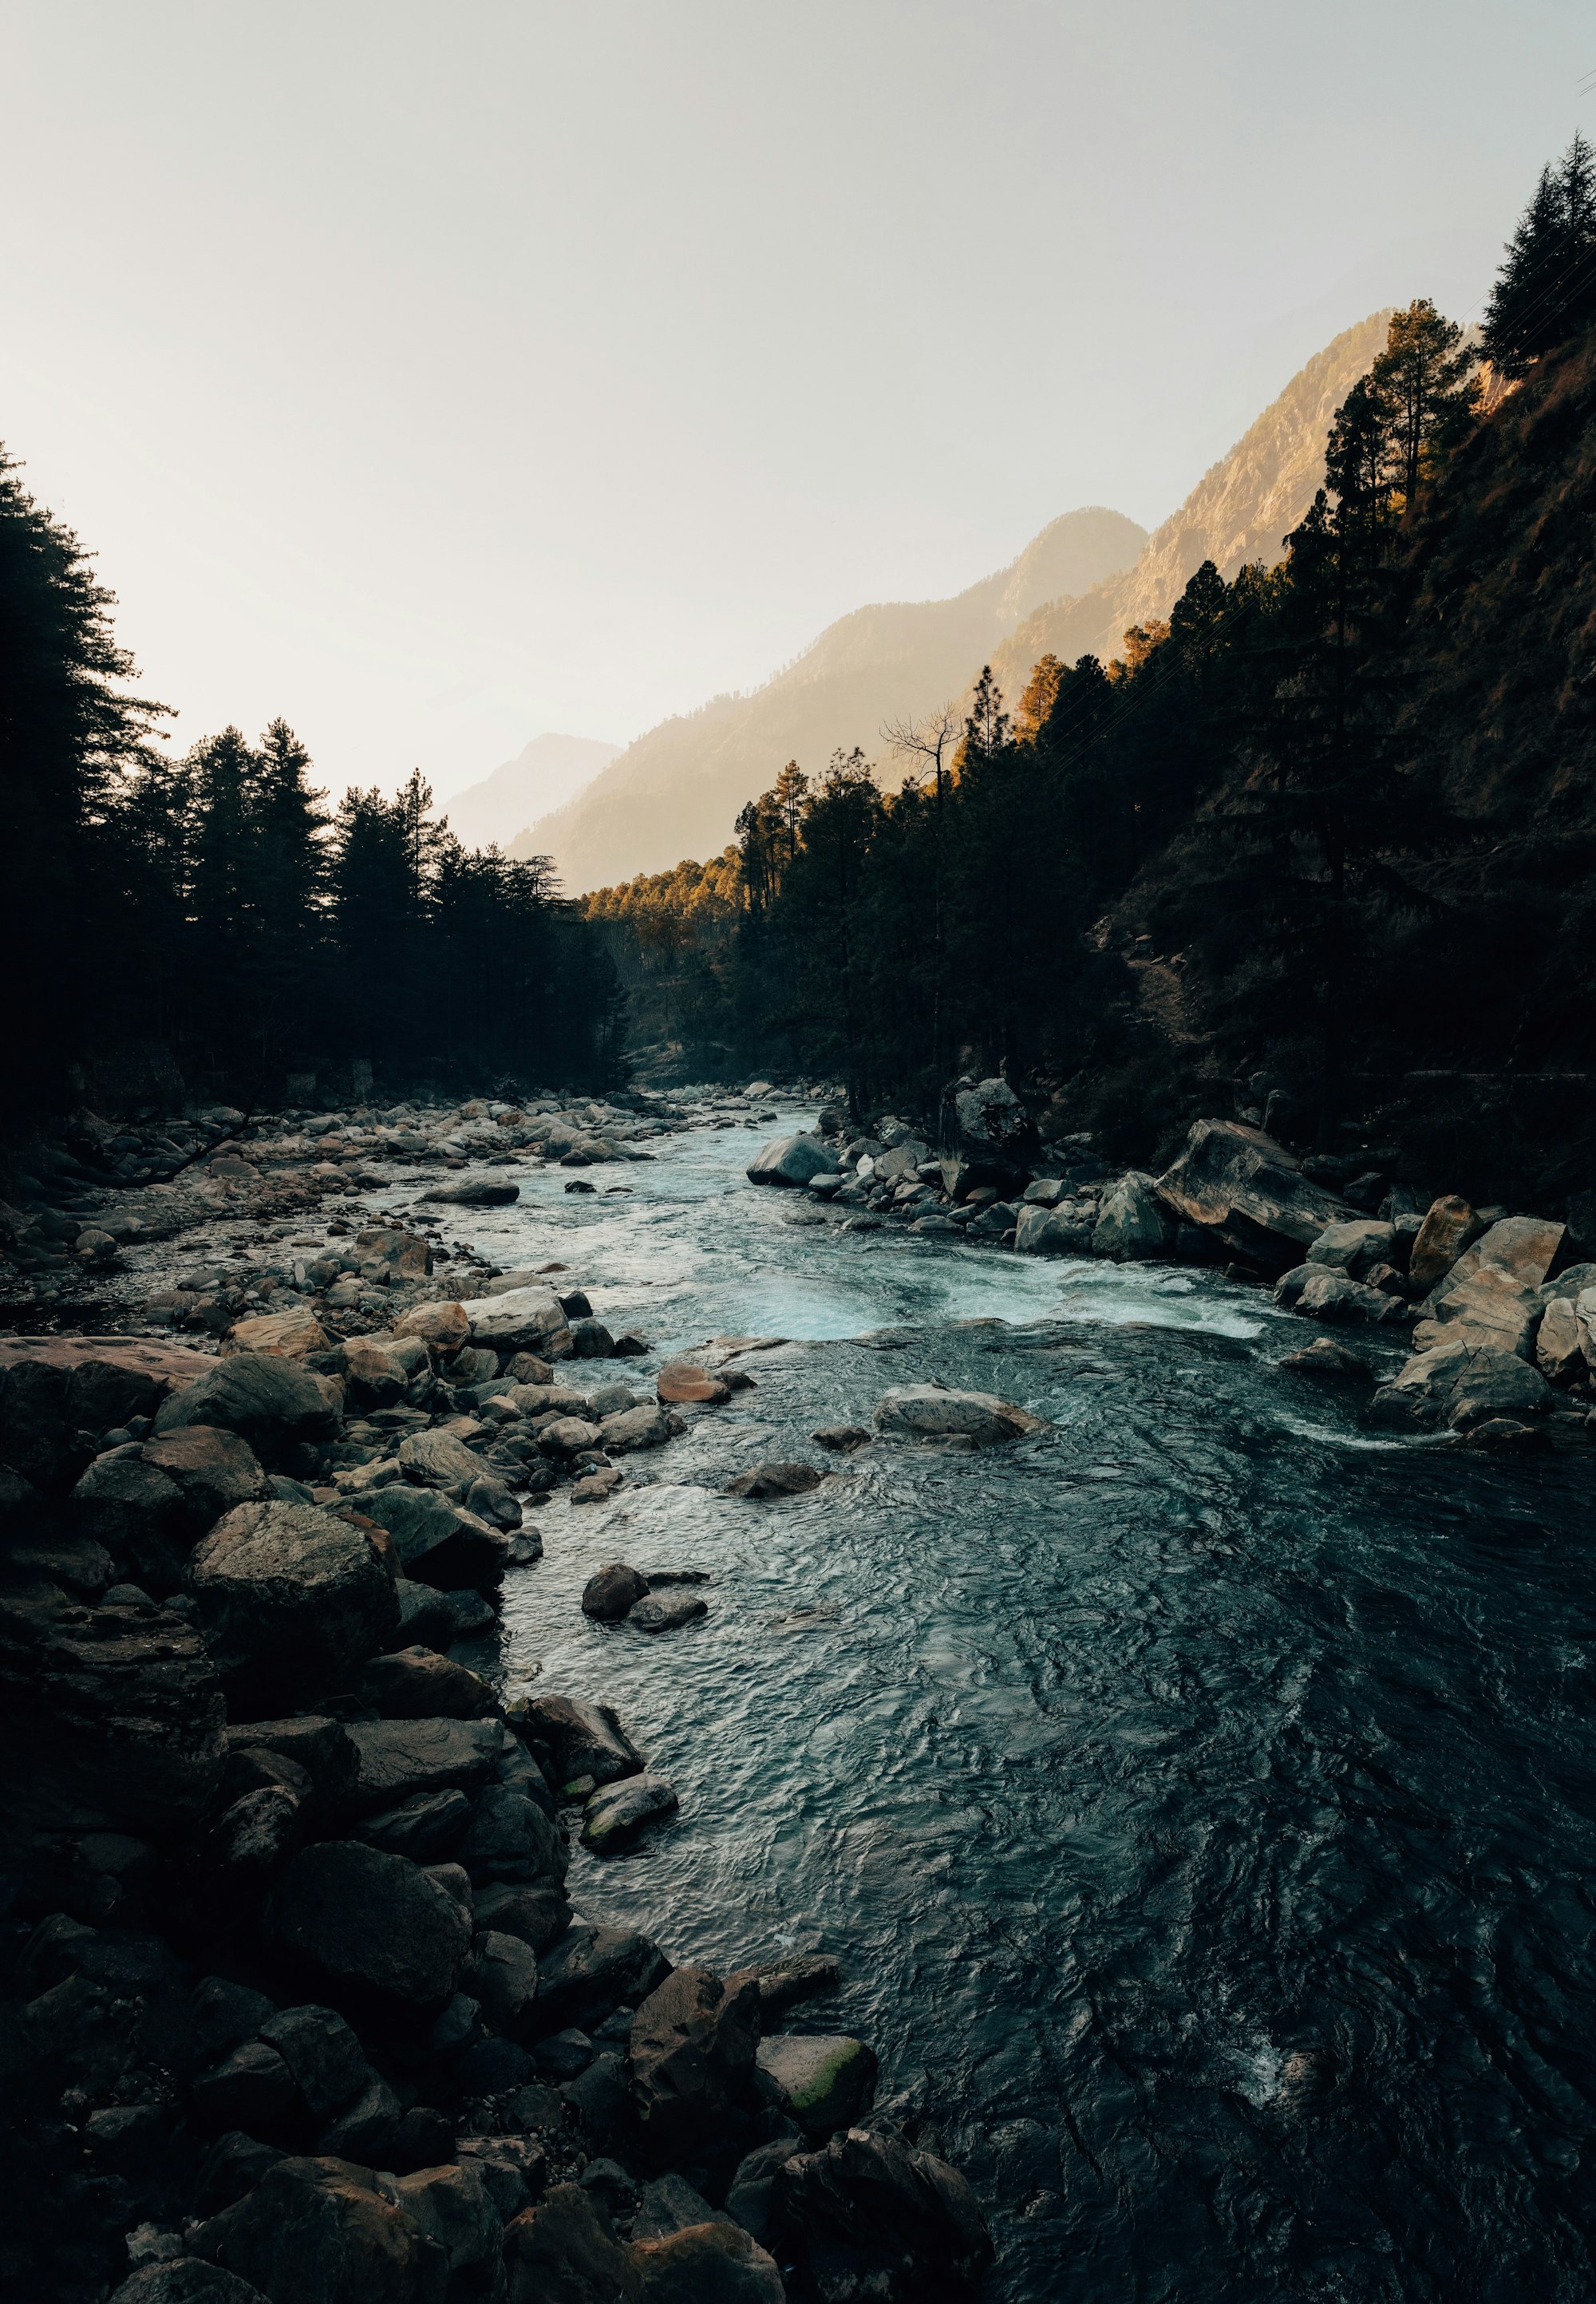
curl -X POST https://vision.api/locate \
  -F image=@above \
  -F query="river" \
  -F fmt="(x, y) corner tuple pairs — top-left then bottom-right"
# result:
(381, 1101), (1596, 2303)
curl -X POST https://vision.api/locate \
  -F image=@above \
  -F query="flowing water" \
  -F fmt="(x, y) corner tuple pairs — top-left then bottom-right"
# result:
(394, 1106), (1596, 2302)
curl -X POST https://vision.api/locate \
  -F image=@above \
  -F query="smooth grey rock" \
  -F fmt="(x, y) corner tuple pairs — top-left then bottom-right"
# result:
(872, 1386), (1043, 1444)
(1091, 1171), (1171, 1259)
(186, 1502), (397, 1709)
(755, 2033), (876, 2136)
(346, 1717), (502, 1812)
(583, 1772), (679, 1853)
(746, 1134), (836, 1188)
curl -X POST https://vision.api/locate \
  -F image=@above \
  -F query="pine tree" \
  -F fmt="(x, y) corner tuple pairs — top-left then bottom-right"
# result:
(1483, 135), (1596, 375)
(1369, 300), (1477, 513)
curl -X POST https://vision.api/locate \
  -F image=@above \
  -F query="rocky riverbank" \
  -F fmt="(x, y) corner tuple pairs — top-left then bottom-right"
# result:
(0, 1083), (995, 2303)
(749, 1081), (1596, 1452)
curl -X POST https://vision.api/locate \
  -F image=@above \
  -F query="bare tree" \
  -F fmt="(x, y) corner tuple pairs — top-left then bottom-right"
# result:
(879, 700), (963, 1091)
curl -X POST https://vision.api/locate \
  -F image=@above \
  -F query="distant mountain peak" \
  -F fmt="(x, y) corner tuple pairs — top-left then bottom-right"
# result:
(444, 731), (620, 852)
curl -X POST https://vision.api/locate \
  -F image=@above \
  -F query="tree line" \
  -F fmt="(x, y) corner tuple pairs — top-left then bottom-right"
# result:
(0, 480), (622, 1116)
(585, 137), (1596, 1194)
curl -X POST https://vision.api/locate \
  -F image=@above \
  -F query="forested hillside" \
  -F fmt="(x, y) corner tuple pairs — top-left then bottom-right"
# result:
(587, 138), (1596, 1208)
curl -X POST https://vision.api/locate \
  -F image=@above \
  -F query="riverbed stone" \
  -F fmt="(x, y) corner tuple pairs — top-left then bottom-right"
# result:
(582, 1772), (679, 1853)
(727, 1460), (824, 1497)
(1408, 1195), (1488, 1293)
(354, 1484), (508, 1591)
(656, 1361), (731, 1405)
(458, 1784), (567, 1887)
(268, 1842), (472, 2008)
(1280, 1338), (1372, 1380)
(459, 1286), (572, 1357)
(503, 2183), (640, 2304)
(356, 1644), (497, 1718)
(1154, 1119), (1355, 1271)
(152, 1352), (342, 1468)
(628, 1590), (707, 1634)
(776, 2124), (993, 2303)
(187, 1502), (398, 1709)
(1091, 1171), (1171, 1259)
(1416, 1216), (1567, 1360)
(198, 2153), (448, 2302)
(1373, 1335), (1555, 1429)
(393, 1299), (472, 1355)
(346, 1716), (502, 1811)
(631, 2220), (785, 2300)
(535, 1922), (671, 2035)
(1013, 1203), (1092, 1256)
(583, 1563), (649, 1619)
(872, 1386), (1044, 1444)
(1536, 1294), (1586, 1382)
(746, 1134), (835, 1188)
(418, 1177), (521, 1206)
(1306, 1219), (1396, 1278)
(600, 1405), (681, 1453)
(109, 2263), (271, 2304)
(221, 1308), (329, 1361)
(517, 1693), (643, 1789)
(755, 2033), (876, 2137)
(629, 1965), (761, 2164)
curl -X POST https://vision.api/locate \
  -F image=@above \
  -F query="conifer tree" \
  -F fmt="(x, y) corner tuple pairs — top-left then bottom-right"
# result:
(1483, 134), (1596, 375)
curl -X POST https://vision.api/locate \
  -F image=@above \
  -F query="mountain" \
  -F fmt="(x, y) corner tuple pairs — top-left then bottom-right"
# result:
(515, 507), (1148, 891)
(989, 311), (1393, 697)
(443, 733), (620, 852)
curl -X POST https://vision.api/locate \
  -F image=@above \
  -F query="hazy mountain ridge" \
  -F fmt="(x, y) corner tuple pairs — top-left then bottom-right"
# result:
(990, 312), (1394, 694)
(514, 506), (1148, 887)
(444, 731), (620, 852)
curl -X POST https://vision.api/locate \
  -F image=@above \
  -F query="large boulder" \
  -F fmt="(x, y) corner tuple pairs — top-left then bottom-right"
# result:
(600, 1405), (681, 1455)
(503, 2183), (642, 2304)
(142, 1426), (271, 1532)
(774, 2125), (992, 2302)
(393, 1301), (472, 1355)
(1373, 1335), (1555, 1429)
(746, 1135), (836, 1188)
(222, 1309), (329, 1361)
(0, 1578), (226, 1832)
(1013, 1204), (1092, 1257)
(391, 2161), (502, 2279)
(629, 1966), (761, 2165)
(187, 1503), (399, 1710)
(356, 1645), (497, 1719)
(198, 2153), (448, 2302)
(1306, 1219), (1396, 1278)
(396, 1429), (493, 1494)
(582, 1772), (680, 1852)
(109, 2264), (271, 2304)
(339, 1336), (428, 1411)
(346, 1717), (503, 1812)
(355, 1484), (509, 1591)
(1275, 1267), (1409, 1325)
(153, 1353), (341, 1469)
(535, 1922), (672, 2035)
(268, 1843), (473, 2008)
(755, 2033), (875, 2140)
(458, 1287), (572, 1357)
(517, 1693), (644, 1792)
(457, 1784), (567, 1886)
(872, 1387), (1044, 1444)
(948, 1077), (1037, 1180)
(1091, 1172), (1172, 1260)
(417, 1178), (520, 1206)
(0, 1338), (215, 1488)
(1413, 1216), (1566, 1360)
(631, 2222), (785, 2301)
(1408, 1195), (1488, 1293)
(1154, 1120), (1355, 1273)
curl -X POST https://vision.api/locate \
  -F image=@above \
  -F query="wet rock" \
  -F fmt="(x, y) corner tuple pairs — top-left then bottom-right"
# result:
(223, 1715), (358, 1808)
(455, 2132), (546, 2219)
(756, 2034), (875, 2137)
(1460, 1417), (1552, 1450)
(356, 1486), (509, 1593)
(203, 1785), (303, 1879)
(459, 1286), (573, 1358)
(259, 2004), (370, 2118)
(0, 1580), (226, 1833)
(871, 1387), (1043, 1444)
(197, 2153), (448, 2302)
(539, 1415), (606, 1457)
(1414, 1216), (1566, 1359)
(187, 1502), (398, 1709)
(1155, 1119), (1355, 1272)
(355, 1225), (433, 1279)
(393, 1300), (472, 1354)
(775, 2124), (992, 2302)
(268, 1842), (472, 2008)
(1306, 1219), (1396, 1278)
(534, 2025), (595, 2079)
(474, 1883), (572, 1957)
(503, 2182), (641, 2304)
(571, 1468), (626, 1505)
(747, 1135), (836, 1188)
(742, 1953), (841, 2022)
(346, 1716), (503, 1811)
(950, 1077), (1036, 1178)
(569, 1318), (616, 1358)
(628, 1590), (707, 1634)
(418, 1177), (521, 1205)
(397, 1429), (494, 1493)
(519, 1693), (645, 1790)
(472, 1927), (542, 2031)
(630, 1964), (761, 2164)
(633, 2174), (716, 2240)
(356, 1644), (497, 1719)
(583, 1562), (650, 1619)
(632, 2222), (785, 2300)
(109, 2263), (272, 2304)
(191, 2040), (299, 2133)
(355, 1789), (473, 1863)
(812, 1425), (869, 1452)
(1011, 1203), (1092, 1256)
(318, 2073), (403, 2160)
(1373, 1336), (1555, 1429)
(1091, 1172), (1172, 1260)
(599, 1405), (681, 1454)
(152, 1352), (341, 1469)
(583, 1772), (680, 1853)
(142, 1427), (271, 1535)
(222, 1308), (330, 1361)
(389, 1577), (460, 1653)
(1276, 1266), (1409, 1325)
(656, 1361), (731, 1405)
(725, 2132), (804, 2243)
(1537, 1294), (1586, 1381)
(1408, 1195), (1488, 1293)
(726, 1461), (824, 1498)
(457, 1784), (567, 1887)
(1279, 1338), (1372, 1380)
(535, 1922), (672, 2035)
(338, 1335), (425, 1411)
(0, 1337), (215, 1487)
(392, 2160), (502, 2278)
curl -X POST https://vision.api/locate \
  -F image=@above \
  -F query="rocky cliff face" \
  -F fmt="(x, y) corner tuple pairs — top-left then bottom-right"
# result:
(989, 311), (1393, 694)
(516, 507), (1148, 890)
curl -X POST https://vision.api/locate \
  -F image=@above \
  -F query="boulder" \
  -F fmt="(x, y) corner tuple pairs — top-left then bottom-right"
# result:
(741, 1952), (841, 2023)
(224, 1715), (358, 1807)
(154, 1354), (341, 1469)
(258, 2004), (370, 2119)
(417, 1178), (521, 1206)
(629, 1591), (707, 1634)
(397, 1429), (493, 1493)
(1373, 1336), (1555, 1429)
(187, 1503), (398, 1709)
(1408, 1195), (1488, 1293)
(109, 2263), (272, 2304)
(1306, 1219), (1396, 1278)
(0, 1337), (216, 1488)
(872, 1387), (1043, 1444)
(457, 1785), (567, 1887)
(629, 1966), (761, 2164)
(355, 1227), (433, 1279)
(775, 2126), (992, 2302)
(746, 1135), (836, 1188)
(582, 1773), (679, 1852)
(346, 1717), (503, 1812)
(393, 1302), (472, 1355)
(0, 1580), (225, 1833)
(726, 1461), (824, 1498)
(339, 1336), (425, 1410)
(517, 1693), (644, 1791)
(222, 1309), (330, 1361)
(568, 1319), (616, 1358)
(1013, 1204), (1092, 1257)
(470, 1927), (542, 2031)
(599, 1405), (681, 1454)
(318, 2073), (403, 2161)
(198, 2153), (448, 2302)
(812, 1426), (870, 1452)
(393, 2160), (501, 2278)
(631, 2222), (785, 2300)
(355, 1790), (473, 1863)
(1536, 1294), (1586, 1382)
(355, 1486), (508, 1592)
(268, 1844), (472, 2008)
(204, 1785), (303, 1879)
(503, 2183), (642, 2304)
(458, 1287), (572, 1357)
(539, 1416), (606, 1457)
(1091, 1172), (1171, 1260)
(949, 1077), (1037, 1177)
(475, 1882), (572, 1957)
(1415, 1217), (1567, 1360)
(755, 2033), (875, 2137)
(656, 1362), (731, 1405)
(1276, 1267), (1408, 1325)
(356, 1645), (497, 1719)
(1279, 1338), (1372, 1380)
(1154, 1119), (1355, 1272)
(583, 1563), (650, 1620)
(535, 1923), (672, 2035)
(142, 1427), (271, 1535)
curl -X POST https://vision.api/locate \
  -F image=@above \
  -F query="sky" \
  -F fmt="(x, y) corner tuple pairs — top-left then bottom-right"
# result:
(3, 0), (1592, 803)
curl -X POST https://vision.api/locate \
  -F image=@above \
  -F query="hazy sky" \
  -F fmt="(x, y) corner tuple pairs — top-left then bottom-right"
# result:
(4, 1), (1591, 800)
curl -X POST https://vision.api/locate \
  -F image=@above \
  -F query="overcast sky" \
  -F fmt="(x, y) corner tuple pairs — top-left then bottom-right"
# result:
(4, 0), (1591, 800)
